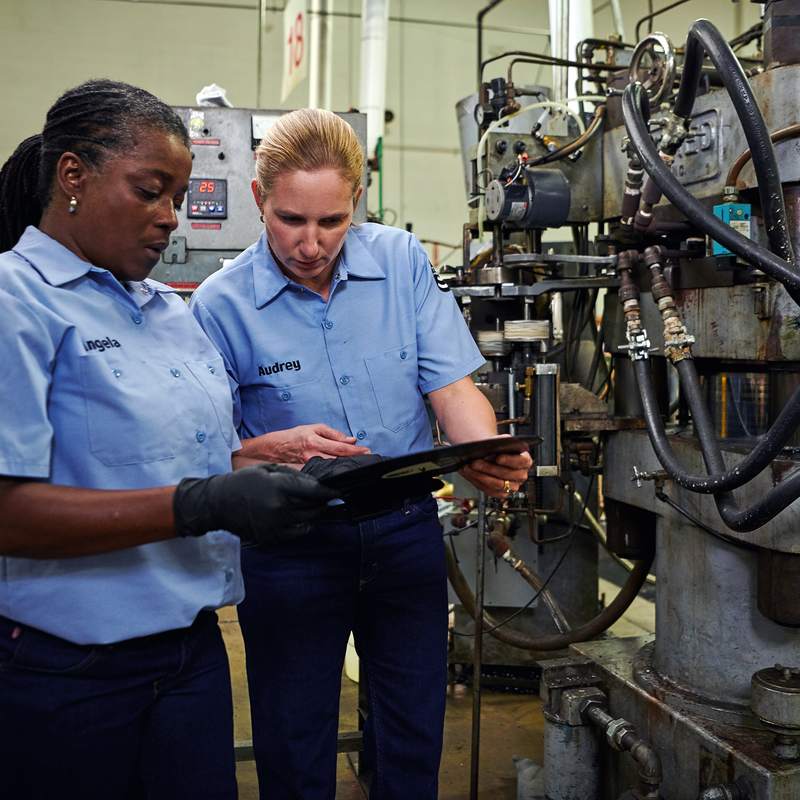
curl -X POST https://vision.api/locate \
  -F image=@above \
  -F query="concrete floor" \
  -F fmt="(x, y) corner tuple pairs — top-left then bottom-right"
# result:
(218, 572), (655, 800)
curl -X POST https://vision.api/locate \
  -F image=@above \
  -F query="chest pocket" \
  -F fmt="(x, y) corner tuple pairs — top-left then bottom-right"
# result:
(365, 342), (425, 432)
(184, 357), (235, 449)
(79, 355), (180, 466)
(257, 377), (334, 432)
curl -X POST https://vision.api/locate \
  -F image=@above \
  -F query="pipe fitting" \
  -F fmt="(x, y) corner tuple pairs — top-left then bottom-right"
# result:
(659, 112), (692, 156)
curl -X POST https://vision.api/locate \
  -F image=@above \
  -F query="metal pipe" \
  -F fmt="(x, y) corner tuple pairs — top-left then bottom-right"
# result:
(584, 704), (663, 799)
(476, 0), (507, 89)
(469, 492), (487, 800)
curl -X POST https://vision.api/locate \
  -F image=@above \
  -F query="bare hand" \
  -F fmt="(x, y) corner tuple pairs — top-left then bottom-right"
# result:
(244, 424), (371, 464)
(459, 450), (533, 499)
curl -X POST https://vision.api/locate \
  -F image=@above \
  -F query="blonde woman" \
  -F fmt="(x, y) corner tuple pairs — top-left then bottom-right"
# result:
(190, 108), (531, 799)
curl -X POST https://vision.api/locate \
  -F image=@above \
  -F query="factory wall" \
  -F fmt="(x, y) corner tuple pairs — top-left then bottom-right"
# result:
(1, 0), (760, 262)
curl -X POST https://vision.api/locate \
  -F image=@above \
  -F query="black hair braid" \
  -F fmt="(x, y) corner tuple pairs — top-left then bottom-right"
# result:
(0, 79), (190, 253)
(0, 135), (44, 253)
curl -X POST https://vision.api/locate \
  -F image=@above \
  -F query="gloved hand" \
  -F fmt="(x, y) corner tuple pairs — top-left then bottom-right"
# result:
(301, 454), (391, 480)
(173, 463), (340, 544)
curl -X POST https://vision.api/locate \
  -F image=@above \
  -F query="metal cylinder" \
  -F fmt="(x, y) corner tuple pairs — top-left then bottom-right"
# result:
(543, 718), (600, 800)
(485, 169), (571, 229)
(654, 517), (800, 703)
(758, 548), (800, 627)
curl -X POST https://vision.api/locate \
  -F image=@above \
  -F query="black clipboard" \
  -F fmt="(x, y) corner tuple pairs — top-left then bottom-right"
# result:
(319, 435), (540, 497)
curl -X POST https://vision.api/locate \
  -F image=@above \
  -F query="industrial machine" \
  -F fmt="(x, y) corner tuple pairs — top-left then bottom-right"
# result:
(450, 2), (800, 797)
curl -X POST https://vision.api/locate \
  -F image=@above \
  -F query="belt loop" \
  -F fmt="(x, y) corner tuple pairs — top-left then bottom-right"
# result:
(403, 496), (411, 514)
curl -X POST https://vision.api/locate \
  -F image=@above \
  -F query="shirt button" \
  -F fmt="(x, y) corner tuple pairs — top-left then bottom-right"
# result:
(356, 430), (366, 440)
(196, 431), (206, 442)
(111, 369), (121, 378)
(207, 365), (216, 373)
(225, 569), (234, 583)
(324, 321), (333, 329)
(340, 376), (349, 385)
(133, 315), (143, 324)
(281, 391), (291, 400)
(400, 351), (408, 359)
(171, 368), (181, 378)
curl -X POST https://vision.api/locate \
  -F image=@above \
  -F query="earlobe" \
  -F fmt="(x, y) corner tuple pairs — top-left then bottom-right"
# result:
(55, 152), (86, 205)
(251, 179), (264, 210)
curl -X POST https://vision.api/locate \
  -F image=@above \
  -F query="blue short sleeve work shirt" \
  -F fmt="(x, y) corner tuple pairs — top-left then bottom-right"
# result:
(0, 227), (244, 645)
(190, 224), (484, 457)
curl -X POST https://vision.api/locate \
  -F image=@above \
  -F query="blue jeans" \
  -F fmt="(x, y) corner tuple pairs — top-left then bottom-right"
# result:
(237, 494), (448, 800)
(0, 610), (237, 800)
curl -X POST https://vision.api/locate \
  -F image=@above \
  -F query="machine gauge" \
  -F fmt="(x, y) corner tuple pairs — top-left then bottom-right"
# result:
(187, 178), (228, 219)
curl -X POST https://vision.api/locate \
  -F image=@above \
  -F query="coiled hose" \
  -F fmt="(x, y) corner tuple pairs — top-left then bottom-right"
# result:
(446, 543), (654, 651)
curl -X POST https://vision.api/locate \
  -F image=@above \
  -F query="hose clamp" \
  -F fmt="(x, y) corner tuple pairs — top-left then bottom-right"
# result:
(619, 330), (658, 360)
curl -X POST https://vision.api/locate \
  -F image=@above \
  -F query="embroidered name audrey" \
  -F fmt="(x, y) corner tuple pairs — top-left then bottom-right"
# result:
(258, 360), (301, 377)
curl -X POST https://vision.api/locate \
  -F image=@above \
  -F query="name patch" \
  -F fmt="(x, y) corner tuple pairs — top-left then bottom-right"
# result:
(84, 337), (121, 353)
(259, 360), (302, 376)
(430, 263), (450, 293)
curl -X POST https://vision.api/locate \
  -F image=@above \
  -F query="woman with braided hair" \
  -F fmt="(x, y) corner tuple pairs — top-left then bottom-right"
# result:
(0, 80), (338, 799)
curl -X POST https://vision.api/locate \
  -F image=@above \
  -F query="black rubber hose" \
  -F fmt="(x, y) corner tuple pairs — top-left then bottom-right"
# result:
(672, 19), (794, 265)
(446, 544), (654, 651)
(623, 83), (800, 307)
(634, 357), (800, 531)
(632, 357), (800, 492)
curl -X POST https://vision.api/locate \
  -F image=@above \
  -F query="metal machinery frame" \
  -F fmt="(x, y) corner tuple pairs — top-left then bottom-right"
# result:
(452, 2), (800, 798)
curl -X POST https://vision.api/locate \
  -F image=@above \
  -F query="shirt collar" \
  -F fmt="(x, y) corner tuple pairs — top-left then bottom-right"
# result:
(253, 227), (386, 308)
(13, 226), (175, 301)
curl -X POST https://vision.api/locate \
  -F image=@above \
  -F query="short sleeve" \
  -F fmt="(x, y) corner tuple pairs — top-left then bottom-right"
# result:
(0, 289), (56, 477)
(408, 237), (484, 394)
(189, 293), (244, 431)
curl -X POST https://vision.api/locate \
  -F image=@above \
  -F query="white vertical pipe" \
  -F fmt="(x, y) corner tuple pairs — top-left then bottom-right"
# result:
(548, 0), (594, 106)
(309, 0), (334, 109)
(323, 0), (333, 110)
(610, 0), (626, 42)
(309, 0), (322, 108)
(359, 0), (390, 156)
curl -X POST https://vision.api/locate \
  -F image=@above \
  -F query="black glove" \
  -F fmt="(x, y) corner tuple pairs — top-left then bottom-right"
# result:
(301, 454), (391, 480)
(173, 463), (340, 544)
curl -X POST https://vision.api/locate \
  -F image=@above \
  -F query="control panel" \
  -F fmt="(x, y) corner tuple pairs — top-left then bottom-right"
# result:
(187, 178), (227, 219)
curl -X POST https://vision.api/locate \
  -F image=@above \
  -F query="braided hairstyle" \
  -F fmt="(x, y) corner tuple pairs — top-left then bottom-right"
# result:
(0, 79), (190, 253)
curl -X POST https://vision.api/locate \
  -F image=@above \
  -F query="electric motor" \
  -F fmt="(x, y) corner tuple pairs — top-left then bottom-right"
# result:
(485, 167), (571, 229)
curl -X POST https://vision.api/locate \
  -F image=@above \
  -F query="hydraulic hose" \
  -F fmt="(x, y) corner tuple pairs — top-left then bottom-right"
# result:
(622, 83), (800, 306)
(672, 19), (795, 266)
(634, 355), (800, 493)
(633, 356), (800, 531)
(445, 543), (654, 651)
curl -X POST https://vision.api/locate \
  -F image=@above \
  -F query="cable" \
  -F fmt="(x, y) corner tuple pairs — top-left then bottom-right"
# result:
(654, 490), (758, 551)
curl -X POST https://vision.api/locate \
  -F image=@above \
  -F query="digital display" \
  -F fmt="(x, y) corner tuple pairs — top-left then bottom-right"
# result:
(187, 178), (227, 219)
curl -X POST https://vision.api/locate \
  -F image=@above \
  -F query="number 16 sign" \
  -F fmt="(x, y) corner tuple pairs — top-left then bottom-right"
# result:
(281, 0), (307, 102)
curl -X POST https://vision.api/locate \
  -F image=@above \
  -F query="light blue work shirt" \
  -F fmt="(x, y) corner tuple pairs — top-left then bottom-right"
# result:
(0, 227), (243, 645)
(190, 223), (484, 457)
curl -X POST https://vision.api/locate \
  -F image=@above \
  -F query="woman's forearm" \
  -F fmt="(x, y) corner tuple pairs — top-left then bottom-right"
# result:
(0, 478), (177, 559)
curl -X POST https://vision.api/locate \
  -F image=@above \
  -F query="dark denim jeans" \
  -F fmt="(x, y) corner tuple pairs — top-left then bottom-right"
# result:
(237, 494), (448, 800)
(0, 610), (237, 800)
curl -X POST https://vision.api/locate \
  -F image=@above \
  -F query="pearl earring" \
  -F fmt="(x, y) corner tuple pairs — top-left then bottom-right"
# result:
(69, 197), (77, 213)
